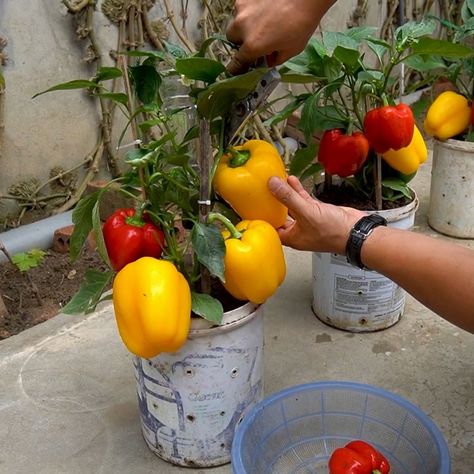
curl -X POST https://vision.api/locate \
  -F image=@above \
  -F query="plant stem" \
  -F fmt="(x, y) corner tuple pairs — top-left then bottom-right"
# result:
(207, 212), (242, 239)
(375, 154), (383, 210)
(198, 118), (212, 294)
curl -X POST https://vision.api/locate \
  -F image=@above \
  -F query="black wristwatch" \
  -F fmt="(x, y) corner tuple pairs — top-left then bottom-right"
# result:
(345, 214), (387, 270)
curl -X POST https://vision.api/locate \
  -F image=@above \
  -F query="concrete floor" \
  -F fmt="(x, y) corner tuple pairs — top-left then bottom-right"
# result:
(0, 154), (473, 474)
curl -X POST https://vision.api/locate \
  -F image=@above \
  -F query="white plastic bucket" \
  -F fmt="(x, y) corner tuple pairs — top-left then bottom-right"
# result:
(133, 301), (264, 467)
(312, 192), (419, 332)
(428, 139), (474, 238)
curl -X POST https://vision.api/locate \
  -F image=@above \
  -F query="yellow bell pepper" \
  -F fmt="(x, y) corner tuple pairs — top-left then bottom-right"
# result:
(213, 139), (288, 228)
(381, 125), (427, 175)
(112, 257), (191, 359)
(423, 91), (471, 140)
(220, 218), (286, 304)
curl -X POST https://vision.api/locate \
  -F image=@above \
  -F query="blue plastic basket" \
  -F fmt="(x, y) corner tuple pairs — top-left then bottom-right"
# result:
(231, 381), (450, 474)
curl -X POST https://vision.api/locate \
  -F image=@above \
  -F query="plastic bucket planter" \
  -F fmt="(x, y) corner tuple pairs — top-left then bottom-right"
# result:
(133, 301), (264, 468)
(312, 191), (419, 332)
(428, 138), (474, 238)
(231, 381), (450, 474)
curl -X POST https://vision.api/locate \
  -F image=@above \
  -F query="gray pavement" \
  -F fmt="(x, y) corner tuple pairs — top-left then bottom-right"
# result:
(0, 154), (473, 474)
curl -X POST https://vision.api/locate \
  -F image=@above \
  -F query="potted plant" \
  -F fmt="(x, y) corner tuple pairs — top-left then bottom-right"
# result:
(36, 40), (288, 467)
(269, 19), (473, 331)
(422, 0), (474, 238)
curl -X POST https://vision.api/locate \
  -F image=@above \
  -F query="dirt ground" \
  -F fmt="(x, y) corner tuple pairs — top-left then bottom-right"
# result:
(0, 249), (110, 340)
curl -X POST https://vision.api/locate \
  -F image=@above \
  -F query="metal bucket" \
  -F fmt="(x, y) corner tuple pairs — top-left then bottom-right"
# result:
(428, 138), (474, 238)
(133, 301), (264, 467)
(312, 192), (418, 332)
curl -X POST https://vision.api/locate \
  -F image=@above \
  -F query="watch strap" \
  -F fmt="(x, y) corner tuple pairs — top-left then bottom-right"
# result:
(345, 214), (387, 269)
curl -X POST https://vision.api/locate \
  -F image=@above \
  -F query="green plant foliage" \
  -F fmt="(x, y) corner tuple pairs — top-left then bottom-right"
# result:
(12, 249), (47, 272)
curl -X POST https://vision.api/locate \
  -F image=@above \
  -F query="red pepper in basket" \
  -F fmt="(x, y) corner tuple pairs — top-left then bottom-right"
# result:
(103, 208), (165, 271)
(318, 129), (369, 177)
(329, 440), (390, 474)
(363, 103), (414, 154)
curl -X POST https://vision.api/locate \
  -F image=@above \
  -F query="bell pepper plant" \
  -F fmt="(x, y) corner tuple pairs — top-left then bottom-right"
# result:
(103, 208), (165, 271)
(269, 18), (474, 210)
(328, 440), (390, 474)
(40, 32), (293, 358)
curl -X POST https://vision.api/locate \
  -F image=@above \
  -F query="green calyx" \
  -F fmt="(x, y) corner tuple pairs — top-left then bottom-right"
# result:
(227, 148), (251, 168)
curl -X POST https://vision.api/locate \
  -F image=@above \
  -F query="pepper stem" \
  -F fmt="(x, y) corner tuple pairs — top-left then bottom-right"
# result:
(228, 148), (251, 168)
(373, 470), (382, 474)
(125, 205), (145, 228)
(207, 212), (243, 239)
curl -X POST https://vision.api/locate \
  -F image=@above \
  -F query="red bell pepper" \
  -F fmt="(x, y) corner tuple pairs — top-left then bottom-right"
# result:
(103, 208), (165, 271)
(470, 100), (474, 127)
(318, 129), (369, 177)
(363, 103), (414, 154)
(329, 440), (390, 474)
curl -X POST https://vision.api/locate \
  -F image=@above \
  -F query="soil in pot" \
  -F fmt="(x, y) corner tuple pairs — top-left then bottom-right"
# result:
(0, 249), (111, 340)
(316, 182), (411, 211)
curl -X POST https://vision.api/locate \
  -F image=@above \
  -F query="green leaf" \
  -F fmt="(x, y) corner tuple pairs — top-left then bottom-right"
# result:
(70, 192), (100, 261)
(196, 69), (264, 119)
(396, 18), (436, 42)
(345, 26), (378, 41)
(289, 144), (318, 177)
(300, 97), (345, 142)
(32, 80), (98, 98)
(62, 270), (114, 314)
(120, 50), (170, 61)
(12, 249), (47, 272)
(411, 38), (474, 58)
(94, 67), (122, 82)
(191, 223), (225, 282)
(366, 37), (390, 64)
(333, 45), (361, 72)
(129, 64), (162, 104)
(263, 99), (302, 127)
(322, 31), (359, 53)
(176, 57), (226, 83)
(196, 34), (231, 57)
(125, 148), (153, 165)
(96, 92), (129, 105)
(0, 72), (5, 89)
(404, 54), (446, 72)
(322, 55), (343, 82)
(300, 162), (323, 182)
(191, 292), (224, 324)
(382, 178), (412, 199)
(92, 201), (111, 268)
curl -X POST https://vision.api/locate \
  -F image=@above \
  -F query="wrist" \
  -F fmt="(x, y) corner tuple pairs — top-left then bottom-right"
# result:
(345, 214), (387, 269)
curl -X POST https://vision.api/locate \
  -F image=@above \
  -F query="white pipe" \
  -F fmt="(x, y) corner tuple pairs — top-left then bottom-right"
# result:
(0, 211), (73, 263)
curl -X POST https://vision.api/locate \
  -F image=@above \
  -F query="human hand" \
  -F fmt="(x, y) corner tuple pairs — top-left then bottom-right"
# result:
(226, 0), (336, 75)
(267, 176), (365, 254)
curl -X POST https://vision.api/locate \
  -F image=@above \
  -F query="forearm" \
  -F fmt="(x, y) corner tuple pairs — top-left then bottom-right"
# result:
(361, 226), (474, 333)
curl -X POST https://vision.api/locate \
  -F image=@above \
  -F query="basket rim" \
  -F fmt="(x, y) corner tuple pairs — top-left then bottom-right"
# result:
(231, 380), (450, 474)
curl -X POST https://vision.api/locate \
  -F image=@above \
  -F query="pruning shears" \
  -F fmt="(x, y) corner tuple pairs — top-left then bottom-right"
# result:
(224, 58), (281, 147)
